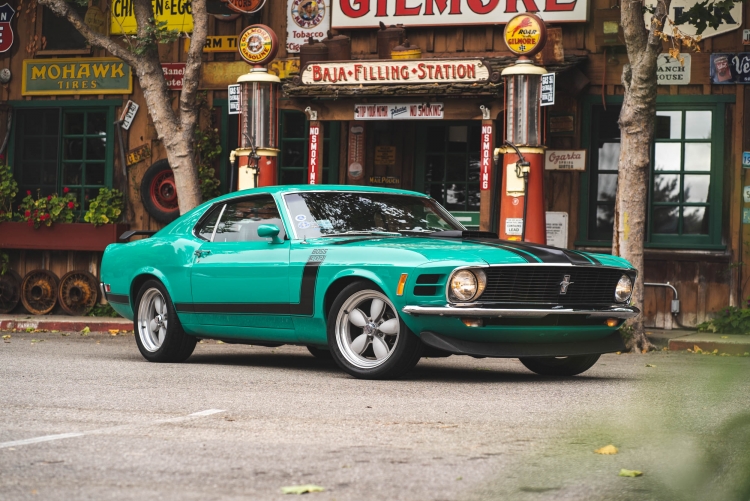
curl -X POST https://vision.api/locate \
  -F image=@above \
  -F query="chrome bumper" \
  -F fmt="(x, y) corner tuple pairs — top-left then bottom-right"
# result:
(401, 305), (639, 319)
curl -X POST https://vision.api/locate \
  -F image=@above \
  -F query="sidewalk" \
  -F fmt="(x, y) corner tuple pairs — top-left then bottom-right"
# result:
(647, 329), (750, 355)
(0, 314), (133, 333)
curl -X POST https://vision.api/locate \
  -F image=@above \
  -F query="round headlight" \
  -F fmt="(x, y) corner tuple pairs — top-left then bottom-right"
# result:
(450, 270), (478, 302)
(615, 275), (633, 303)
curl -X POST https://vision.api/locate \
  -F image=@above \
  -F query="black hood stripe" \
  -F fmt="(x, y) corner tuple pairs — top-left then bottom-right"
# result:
(464, 238), (601, 266)
(566, 249), (602, 265)
(464, 239), (537, 263)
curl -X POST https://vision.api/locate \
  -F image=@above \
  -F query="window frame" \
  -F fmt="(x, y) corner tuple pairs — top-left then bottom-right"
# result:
(278, 110), (340, 185)
(193, 193), (288, 243)
(577, 94), (733, 251)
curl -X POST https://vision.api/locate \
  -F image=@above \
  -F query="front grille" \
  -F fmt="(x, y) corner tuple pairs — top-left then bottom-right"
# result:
(478, 266), (627, 305)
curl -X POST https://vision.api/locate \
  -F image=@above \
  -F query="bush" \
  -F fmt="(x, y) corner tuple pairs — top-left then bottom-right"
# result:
(697, 306), (750, 335)
(84, 188), (124, 226)
(0, 163), (18, 222)
(17, 188), (78, 228)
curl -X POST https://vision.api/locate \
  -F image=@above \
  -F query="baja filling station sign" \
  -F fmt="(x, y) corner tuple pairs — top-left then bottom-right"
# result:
(331, 0), (589, 28)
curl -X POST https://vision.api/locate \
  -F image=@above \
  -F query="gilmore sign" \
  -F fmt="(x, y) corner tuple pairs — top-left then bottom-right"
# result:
(301, 59), (490, 85)
(331, 0), (589, 28)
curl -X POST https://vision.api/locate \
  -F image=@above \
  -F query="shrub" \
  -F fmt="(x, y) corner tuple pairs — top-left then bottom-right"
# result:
(84, 188), (124, 226)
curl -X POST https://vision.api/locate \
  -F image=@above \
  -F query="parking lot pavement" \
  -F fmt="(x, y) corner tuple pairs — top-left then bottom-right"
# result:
(1, 331), (749, 501)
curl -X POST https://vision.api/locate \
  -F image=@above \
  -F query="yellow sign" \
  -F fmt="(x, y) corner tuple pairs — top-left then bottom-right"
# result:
(268, 59), (299, 79)
(503, 13), (546, 56)
(22, 58), (133, 96)
(239, 25), (278, 65)
(199, 61), (249, 89)
(110, 0), (193, 35)
(184, 36), (237, 53)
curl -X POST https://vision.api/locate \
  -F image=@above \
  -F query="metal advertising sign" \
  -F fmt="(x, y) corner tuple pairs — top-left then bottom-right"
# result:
(228, 84), (241, 115)
(503, 13), (547, 57)
(308, 122), (323, 184)
(540, 73), (555, 106)
(743, 152), (750, 168)
(184, 36), (238, 53)
(657, 53), (691, 85)
(354, 103), (443, 120)
(332, 0), (590, 28)
(22, 58), (133, 96)
(0, 3), (15, 53)
(162, 63), (185, 90)
(347, 123), (365, 181)
(479, 123), (493, 191)
(84, 5), (107, 35)
(126, 144), (152, 167)
(644, 0), (742, 39)
(120, 100), (139, 130)
(200, 61), (248, 89)
(544, 150), (586, 171)
(238, 25), (279, 65)
(546, 212), (568, 248)
(222, 0), (265, 14)
(744, 29), (750, 46)
(110, 0), (193, 35)
(301, 59), (490, 85)
(287, 0), (329, 53)
(711, 53), (750, 84)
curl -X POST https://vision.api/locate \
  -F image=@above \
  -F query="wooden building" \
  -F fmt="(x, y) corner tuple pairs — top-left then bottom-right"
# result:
(0, 0), (748, 327)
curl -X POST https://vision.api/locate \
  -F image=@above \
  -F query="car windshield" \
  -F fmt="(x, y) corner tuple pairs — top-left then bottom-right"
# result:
(283, 192), (464, 239)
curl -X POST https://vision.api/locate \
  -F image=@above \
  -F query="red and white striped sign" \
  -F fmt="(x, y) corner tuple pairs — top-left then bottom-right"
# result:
(480, 122), (494, 191)
(308, 122), (323, 184)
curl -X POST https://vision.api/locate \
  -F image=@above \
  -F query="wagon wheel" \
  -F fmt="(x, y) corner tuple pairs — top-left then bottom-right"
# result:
(0, 270), (22, 314)
(21, 269), (59, 315)
(58, 270), (99, 316)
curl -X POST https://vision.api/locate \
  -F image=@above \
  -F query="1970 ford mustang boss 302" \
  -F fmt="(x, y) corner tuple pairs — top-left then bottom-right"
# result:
(101, 185), (637, 379)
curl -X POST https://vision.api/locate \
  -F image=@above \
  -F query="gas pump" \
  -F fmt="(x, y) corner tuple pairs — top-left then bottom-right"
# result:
(229, 25), (280, 190)
(496, 14), (548, 243)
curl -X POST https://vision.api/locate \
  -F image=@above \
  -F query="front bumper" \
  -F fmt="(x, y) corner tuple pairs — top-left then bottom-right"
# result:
(402, 304), (639, 319)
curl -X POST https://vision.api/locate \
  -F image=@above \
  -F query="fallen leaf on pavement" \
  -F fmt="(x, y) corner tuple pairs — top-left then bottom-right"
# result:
(2, 335), (10, 339)
(280, 485), (325, 494)
(109, 329), (119, 336)
(721, 336), (728, 339)
(619, 469), (643, 477)
(216, 340), (224, 344)
(594, 445), (618, 455)
(81, 326), (90, 335)
(645, 364), (656, 368)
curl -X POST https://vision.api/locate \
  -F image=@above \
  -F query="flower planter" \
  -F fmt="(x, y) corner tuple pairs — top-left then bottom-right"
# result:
(0, 222), (130, 252)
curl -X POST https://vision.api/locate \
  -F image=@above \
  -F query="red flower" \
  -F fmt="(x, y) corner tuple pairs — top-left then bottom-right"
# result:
(47, 195), (52, 201)
(41, 214), (49, 221)
(24, 210), (30, 217)
(67, 201), (75, 209)
(26, 190), (31, 196)
(63, 187), (70, 193)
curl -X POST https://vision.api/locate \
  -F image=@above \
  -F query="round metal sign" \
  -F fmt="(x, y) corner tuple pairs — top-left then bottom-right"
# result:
(238, 25), (279, 66)
(503, 13), (547, 57)
(222, 0), (266, 15)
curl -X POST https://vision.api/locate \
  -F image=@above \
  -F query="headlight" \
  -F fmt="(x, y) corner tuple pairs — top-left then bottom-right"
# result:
(615, 275), (633, 303)
(449, 269), (486, 302)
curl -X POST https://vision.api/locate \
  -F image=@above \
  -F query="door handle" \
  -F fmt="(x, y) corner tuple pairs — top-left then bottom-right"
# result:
(194, 250), (211, 258)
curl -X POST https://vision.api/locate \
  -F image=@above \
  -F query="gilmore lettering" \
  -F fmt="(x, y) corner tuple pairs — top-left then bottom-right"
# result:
(337, 0), (575, 17)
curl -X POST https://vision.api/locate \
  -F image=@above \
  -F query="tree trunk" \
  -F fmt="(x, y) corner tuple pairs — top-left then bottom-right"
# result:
(614, 0), (671, 352)
(37, 0), (209, 216)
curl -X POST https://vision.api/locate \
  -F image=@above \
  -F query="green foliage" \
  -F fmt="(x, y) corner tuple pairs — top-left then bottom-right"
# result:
(0, 250), (8, 275)
(194, 125), (222, 202)
(0, 163), (18, 222)
(697, 305), (750, 335)
(87, 303), (122, 318)
(128, 18), (180, 55)
(84, 188), (124, 226)
(17, 188), (79, 228)
(677, 0), (743, 35)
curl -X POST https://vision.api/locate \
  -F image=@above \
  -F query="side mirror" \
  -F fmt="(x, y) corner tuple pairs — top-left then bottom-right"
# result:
(257, 224), (283, 244)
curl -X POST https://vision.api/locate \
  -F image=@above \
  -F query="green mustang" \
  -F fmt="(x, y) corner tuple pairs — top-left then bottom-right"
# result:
(101, 185), (637, 379)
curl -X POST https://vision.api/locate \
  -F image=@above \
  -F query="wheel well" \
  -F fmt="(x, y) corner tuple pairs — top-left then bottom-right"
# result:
(323, 276), (378, 320)
(130, 274), (161, 305)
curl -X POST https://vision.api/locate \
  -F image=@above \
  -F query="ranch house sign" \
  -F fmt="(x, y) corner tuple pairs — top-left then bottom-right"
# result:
(300, 59), (491, 85)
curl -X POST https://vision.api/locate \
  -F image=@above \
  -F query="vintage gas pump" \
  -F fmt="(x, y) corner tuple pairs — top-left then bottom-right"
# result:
(496, 14), (547, 243)
(229, 25), (280, 190)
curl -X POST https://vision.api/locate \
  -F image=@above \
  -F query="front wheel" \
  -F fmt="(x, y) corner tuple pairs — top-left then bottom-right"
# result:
(134, 280), (196, 362)
(519, 354), (600, 376)
(328, 281), (422, 380)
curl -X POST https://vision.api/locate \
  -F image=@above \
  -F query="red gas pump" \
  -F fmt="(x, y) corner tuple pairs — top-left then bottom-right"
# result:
(497, 14), (548, 243)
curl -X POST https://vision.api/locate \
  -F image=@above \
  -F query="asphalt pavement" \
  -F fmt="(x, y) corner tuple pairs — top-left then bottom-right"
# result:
(1, 330), (749, 501)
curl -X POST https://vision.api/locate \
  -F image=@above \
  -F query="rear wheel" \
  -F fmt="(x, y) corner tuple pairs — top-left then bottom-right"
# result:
(328, 281), (422, 380)
(519, 354), (600, 376)
(134, 280), (196, 362)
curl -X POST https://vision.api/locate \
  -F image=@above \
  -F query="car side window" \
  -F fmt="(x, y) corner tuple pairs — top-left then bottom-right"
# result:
(213, 195), (287, 243)
(195, 204), (225, 241)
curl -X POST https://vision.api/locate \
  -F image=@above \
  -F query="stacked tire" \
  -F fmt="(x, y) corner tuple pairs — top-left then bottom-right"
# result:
(0, 269), (100, 316)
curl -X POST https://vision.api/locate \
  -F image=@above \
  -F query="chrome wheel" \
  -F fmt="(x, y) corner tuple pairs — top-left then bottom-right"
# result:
(335, 290), (400, 369)
(137, 288), (168, 352)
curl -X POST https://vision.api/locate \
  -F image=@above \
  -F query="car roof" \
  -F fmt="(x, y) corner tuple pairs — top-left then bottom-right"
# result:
(209, 184), (430, 203)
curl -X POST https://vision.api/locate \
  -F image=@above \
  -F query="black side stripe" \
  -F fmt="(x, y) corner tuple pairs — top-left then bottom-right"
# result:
(106, 293), (129, 304)
(175, 254), (324, 316)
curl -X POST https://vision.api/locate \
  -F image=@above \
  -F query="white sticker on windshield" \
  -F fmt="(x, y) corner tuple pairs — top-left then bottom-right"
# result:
(317, 219), (333, 230)
(298, 221), (311, 229)
(295, 214), (306, 221)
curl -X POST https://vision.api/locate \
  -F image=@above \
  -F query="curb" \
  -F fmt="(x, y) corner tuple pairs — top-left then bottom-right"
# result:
(669, 338), (750, 356)
(0, 316), (133, 333)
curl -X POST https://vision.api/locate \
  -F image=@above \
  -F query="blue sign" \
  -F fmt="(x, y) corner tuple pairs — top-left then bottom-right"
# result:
(743, 208), (750, 224)
(743, 151), (750, 168)
(711, 54), (750, 84)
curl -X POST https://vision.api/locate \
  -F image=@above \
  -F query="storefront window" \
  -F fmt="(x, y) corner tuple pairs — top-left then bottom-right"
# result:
(42, 4), (88, 51)
(11, 105), (115, 210)
(278, 111), (339, 185)
(581, 98), (725, 249)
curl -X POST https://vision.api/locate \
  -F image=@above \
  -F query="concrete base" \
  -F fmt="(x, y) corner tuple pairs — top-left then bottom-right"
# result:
(0, 314), (133, 333)
(647, 329), (750, 355)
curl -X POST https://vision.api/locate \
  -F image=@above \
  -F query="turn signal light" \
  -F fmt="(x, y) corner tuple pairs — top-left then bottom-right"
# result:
(461, 318), (483, 327)
(396, 273), (408, 296)
(606, 318), (618, 327)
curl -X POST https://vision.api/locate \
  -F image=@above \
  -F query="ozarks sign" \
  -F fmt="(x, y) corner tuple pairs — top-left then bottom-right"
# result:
(0, 3), (15, 53)
(22, 58), (133, 95)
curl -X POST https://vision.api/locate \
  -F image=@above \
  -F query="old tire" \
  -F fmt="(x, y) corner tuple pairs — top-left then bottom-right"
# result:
(328, 281), (422, 380)
(140, 159), (179, 224)
(519, 354), (601, 376)
(134, 279), (196, 363)
(58, 270), (99, 316)
(21, 269), (59, 315)
(0, 270), (22, 314)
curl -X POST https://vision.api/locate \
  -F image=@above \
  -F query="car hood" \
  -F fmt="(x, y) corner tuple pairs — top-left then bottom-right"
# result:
(320, 235), (631, 268)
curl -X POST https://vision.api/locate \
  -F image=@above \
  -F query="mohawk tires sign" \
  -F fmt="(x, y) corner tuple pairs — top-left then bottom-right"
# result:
(331, 0), (588, 28)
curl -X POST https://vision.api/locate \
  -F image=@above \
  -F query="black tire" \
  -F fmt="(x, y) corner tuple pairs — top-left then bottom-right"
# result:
(134, 279), (196, 362)
(327, 280), (422, 380)
(307, 346), (334, 359)
(140, 159), (180, 224)
(519, 354), (601, 376)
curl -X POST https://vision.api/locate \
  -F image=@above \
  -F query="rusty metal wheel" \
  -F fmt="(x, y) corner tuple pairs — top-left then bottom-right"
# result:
(0, 270), (22, 314)
(21, 269), (59, 315)
(58, 270), (99, 316)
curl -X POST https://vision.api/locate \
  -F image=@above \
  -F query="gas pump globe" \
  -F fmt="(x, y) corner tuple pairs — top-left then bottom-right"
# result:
(497, 14), (548, 244)
(230, 25), (280, 190)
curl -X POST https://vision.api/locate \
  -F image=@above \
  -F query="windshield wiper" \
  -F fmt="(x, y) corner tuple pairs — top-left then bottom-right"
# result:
(319, 231), (401, 237)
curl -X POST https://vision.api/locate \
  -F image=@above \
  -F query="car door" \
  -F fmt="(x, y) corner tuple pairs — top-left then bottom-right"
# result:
(189, 194), (294, 340)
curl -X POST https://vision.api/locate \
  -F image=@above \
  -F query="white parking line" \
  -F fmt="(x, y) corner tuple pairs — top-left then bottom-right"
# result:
(0, 409), (225, 450)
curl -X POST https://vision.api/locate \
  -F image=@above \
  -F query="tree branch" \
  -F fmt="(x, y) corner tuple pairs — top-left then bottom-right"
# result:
(180, 0), (208, 130)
